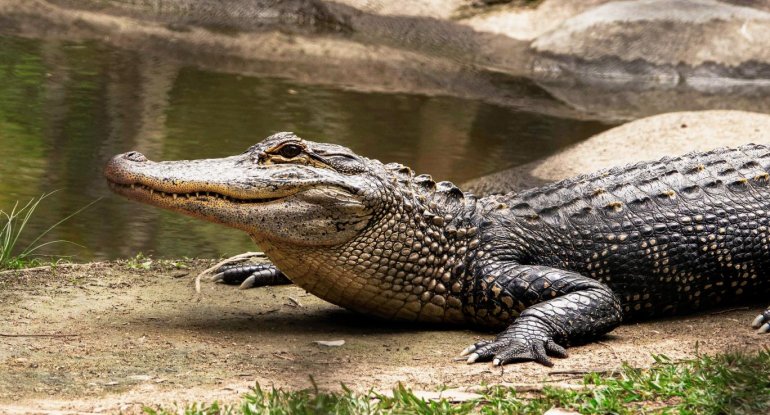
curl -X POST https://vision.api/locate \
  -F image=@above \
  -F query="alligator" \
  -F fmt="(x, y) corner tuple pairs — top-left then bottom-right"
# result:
(104, 132), (770, 366)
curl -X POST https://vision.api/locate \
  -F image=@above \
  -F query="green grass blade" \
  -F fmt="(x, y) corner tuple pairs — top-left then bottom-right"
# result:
(18, 239), (86, 258)
(19, 195), (101, 257)
(0, 191), (97, 269)
(0, 201), (21, 263)
(6, 196), (41, 261)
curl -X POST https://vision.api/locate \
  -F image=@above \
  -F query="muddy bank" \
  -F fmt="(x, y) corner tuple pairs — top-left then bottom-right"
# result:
(0, 259), (766, 413)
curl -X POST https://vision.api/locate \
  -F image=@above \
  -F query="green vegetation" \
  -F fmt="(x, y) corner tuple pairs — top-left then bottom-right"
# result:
(143, 349), (770, 414)
(126, 252), (189, 270)
(0, 192), (98, 269)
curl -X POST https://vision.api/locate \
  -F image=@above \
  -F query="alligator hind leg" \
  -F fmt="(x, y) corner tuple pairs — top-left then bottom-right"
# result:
(751, 307), (770, 333)
(461, 264), (623, 366)
(213, 263), (292, 289)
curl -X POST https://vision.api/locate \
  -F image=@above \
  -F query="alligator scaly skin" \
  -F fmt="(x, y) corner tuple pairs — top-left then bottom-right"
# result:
(105, 134), (770, 366)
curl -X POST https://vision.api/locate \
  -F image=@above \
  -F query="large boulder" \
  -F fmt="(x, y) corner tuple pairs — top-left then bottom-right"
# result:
(462, 0), (609, 42)
(463, 110), (770, 195)
(531, 0), (770, 90)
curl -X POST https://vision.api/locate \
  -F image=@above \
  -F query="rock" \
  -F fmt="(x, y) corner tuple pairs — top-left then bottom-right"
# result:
(531, 0), (770, 89)
(312, 340), (345, 347)
(462, 110), (770, 195)
(333, 0), (464, 19)
(45, 0), (351, 34)
(532, 80), (770, 122)
(544, 408), (580, 415)
(462, 0), (608, 41)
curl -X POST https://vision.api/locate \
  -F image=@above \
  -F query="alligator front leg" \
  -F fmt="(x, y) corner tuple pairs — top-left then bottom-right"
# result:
(462, 264), (623, 366)
(213, 263), (292, 289)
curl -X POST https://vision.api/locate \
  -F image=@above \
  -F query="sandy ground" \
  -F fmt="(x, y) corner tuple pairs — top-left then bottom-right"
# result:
(0, 259), (766, 414)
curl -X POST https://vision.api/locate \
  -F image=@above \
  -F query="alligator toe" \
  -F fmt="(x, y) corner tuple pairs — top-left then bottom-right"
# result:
(752, 308), (770, 333)
(502, 338), (570, 365)
(459, 340), (491, 357)
(464, 314), (572, 367)
(465, 341), (505, 364)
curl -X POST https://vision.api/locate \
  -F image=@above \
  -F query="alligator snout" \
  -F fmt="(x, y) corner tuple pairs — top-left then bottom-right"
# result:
(104, 151), (150, 185)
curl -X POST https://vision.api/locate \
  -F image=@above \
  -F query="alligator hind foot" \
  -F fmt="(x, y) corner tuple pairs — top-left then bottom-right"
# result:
(751, 307), (770, 333)
(212, 263), (292, 289)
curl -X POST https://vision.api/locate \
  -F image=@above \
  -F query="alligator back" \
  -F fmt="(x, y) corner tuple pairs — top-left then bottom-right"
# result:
(497, 144), (770, 318)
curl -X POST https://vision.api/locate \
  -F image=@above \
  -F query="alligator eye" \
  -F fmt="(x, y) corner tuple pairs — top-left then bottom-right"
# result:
(277, 144), (303, 159)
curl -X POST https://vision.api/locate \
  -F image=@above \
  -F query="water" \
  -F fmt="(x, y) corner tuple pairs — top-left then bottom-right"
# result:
(0, 34), (610, 260)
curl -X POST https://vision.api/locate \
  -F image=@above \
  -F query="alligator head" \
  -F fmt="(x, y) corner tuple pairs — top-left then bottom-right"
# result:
(105, 132), (378, 247)
(105, 132), (474, 322)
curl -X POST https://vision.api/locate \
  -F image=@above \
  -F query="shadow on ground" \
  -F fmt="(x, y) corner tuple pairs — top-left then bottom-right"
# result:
(0, 259), (765, 413)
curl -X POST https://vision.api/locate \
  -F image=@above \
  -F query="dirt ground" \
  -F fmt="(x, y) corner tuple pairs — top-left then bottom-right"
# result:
(0, 259), (766, 414)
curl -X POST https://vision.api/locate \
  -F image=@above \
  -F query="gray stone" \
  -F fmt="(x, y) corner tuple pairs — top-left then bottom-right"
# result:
(463, 110), (770, 195)
(45, 0), (351, 34)
(531, 0), (770, 89)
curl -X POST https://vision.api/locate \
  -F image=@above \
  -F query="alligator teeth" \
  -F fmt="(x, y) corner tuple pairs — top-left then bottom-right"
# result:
(116, 182), (259, 204)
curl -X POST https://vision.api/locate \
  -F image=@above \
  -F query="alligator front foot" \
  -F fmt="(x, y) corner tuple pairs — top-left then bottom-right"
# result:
(751, 307), (770, 333)
(460, 319), (567, 367)
(212, 263), (292, 289)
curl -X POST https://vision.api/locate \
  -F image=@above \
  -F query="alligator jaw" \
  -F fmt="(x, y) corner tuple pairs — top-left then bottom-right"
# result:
(103, 150), (304, 229)
(103, 147), (370, 245)
(106, 181), (286, 206)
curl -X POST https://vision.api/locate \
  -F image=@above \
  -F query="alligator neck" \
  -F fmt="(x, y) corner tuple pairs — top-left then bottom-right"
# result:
(254, 191), (481, 324)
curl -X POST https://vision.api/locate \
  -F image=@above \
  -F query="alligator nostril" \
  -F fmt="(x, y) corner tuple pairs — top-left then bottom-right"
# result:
(124, 151), (147, 162)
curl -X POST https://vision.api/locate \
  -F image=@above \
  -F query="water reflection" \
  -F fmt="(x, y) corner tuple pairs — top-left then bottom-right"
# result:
(0, 35), (610, 260)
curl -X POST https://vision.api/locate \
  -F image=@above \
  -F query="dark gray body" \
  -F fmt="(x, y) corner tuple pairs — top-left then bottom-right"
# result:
(483, 144), (770, 321)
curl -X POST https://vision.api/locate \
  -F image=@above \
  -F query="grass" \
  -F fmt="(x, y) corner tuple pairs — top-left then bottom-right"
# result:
(125, 252), (189, 270)
(0, 191), (98, 270)
(143, 349), (770, 415)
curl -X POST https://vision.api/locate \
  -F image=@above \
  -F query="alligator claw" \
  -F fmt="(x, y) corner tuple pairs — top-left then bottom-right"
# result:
(239, 274), (258, 290)
(751, 308), (770, 332)
(463, 322), (568, 367)
(210, 272), (225, 283)
(492, 339), (567, 367)
(460, 340), (490, 357)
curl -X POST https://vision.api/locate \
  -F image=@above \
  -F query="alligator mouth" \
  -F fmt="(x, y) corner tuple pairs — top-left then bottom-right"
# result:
(107, 181), (286, 204)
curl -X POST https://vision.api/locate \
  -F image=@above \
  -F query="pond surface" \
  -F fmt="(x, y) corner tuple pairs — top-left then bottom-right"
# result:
(0, 34), (611, 260)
